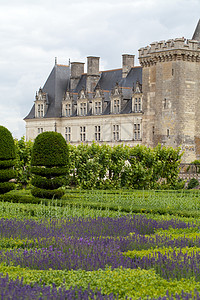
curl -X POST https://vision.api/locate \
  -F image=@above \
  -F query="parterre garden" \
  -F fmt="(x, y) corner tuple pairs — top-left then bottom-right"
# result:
(1, 126), (200, 299)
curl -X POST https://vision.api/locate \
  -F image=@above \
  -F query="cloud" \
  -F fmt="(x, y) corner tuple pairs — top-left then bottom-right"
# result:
(0, 0), (200, 138)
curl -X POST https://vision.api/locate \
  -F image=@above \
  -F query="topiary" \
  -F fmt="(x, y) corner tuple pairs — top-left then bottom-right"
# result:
(187, 178), (199, 189)
(31, 131), (69, 199)
(0, 126), (16, 194)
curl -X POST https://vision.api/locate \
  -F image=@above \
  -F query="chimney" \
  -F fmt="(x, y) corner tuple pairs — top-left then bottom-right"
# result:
(87, 56), (100, 75)
(86, 56), (100, 92)
(122, 54), (135, 78)
(70, 62), (85, 90)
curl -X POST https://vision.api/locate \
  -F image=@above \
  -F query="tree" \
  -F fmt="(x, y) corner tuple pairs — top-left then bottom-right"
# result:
(0, 126), (16, 194)
(31, 131), (69, 199)
(14, 136), (33, 188)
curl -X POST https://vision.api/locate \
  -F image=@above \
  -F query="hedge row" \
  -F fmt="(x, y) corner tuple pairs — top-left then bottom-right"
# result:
(14, 139), (183, 190)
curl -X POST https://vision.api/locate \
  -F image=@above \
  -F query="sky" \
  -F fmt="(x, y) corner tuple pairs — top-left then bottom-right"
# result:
(0, 0), (200, 139)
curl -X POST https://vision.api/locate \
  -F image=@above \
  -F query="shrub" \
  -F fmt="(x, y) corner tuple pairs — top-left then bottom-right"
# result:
(187, 178), (199, 189)
(31, 132), (69, 199)
(0, 126), (16, 194)
(14, 136), (33, 188)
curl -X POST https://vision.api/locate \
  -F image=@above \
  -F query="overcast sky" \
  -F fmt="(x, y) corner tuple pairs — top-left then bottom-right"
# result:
(0, 0), (200, 139)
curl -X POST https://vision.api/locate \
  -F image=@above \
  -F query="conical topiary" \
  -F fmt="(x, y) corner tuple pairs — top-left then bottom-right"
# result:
(0, 126), (16, 194)
(31, 131), (69, 199)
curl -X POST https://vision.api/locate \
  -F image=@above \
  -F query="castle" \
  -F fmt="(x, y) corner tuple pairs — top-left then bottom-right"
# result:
(25, 20), (200, 163)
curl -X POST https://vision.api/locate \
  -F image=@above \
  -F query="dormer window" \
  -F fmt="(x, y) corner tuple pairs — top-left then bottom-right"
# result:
(134, 97), (142, 112)
(38, 104), (44, 117)
(35, 88), (48, 118)
(66, 103), (71, 117)
(114, 99), (120, 113)
(92, 86), (103, 115)
(80, 102), (87, 116)
(62, 90), (74, 117)
(110, 83), (122, 114)
(132, 81), (142, 113)
(95, 101), (102, 114)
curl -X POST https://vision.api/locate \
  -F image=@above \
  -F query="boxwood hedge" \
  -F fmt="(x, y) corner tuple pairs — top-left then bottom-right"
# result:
(0, 126), (16, 194)
(31, 132), (68, 199)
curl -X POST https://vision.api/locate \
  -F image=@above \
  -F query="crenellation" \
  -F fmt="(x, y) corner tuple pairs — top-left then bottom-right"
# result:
(139, 37), (200, 60)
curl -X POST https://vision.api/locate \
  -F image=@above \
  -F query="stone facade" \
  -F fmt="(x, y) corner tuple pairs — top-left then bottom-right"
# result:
(24, 21), (200, 163)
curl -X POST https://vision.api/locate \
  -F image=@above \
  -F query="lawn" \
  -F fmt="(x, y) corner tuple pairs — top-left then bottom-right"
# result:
(0, 189), (200, 299)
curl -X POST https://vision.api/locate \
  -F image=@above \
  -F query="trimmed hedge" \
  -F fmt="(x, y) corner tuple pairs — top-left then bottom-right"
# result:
(31, 132), (69, 199)
(0, 126), (16, 194)
(31, 131), (68, 167)
(32, 174), (66, 189)
(0, 126), (16, 160)
(0, 169), (16, 182)
(0, 160), (15, 169)
(31, 187), (64, 200)
(0, 182), (15, 194)
(31, 166), (68, 177)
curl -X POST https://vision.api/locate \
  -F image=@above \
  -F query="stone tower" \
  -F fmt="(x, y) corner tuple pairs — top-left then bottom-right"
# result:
(139, 27), (200, 162)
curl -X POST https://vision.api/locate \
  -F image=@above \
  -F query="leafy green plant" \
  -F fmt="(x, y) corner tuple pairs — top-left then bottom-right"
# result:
(0, 126), (16, 194)
(187, 178), (199, 189)
(31, 132), (69, 199)
(14, 136), (33, 189)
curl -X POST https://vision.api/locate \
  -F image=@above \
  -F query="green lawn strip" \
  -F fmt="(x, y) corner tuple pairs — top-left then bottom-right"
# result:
(123, 246), (200, 260)
(2, 189), (200, 219)
(0, 264), (199, 299)
(0, 201), (128, 220)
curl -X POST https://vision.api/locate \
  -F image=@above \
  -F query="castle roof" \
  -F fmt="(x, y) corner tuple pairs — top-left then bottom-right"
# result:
(25, 62), (142, 120)
(25, 64), (70, 119)
(192, 19), (200, 41)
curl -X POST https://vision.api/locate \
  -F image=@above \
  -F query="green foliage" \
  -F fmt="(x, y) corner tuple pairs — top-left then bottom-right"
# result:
(121, 144), (182, 190)
(0, 126), (16, 160)
(17, 135), (183, 190)
(0, 182), (15, 194)
(187, 178), (199, 189)
(31, 166), (68, 177)
(32, 174), (66, 189)
(0, 169), (16, 182)
(0, 126), (16, 194)
(0, 160), (15, 169)
(31, 132), (69, 199)
(31, 187), (64, 199)
(14, 136), (33, 188)
(31, 131), (68, 167)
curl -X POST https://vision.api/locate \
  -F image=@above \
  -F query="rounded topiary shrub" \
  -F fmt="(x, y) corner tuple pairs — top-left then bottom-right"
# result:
(0, 126), (16, 194)
(187, 178), (199, 189)
(31, 131), (68, 199)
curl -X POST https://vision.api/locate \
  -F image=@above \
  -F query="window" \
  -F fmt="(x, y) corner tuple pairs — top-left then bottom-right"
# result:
(80, 103), (87, 116)
(113, 124), (120, 141)
(113, 99), (120, 113)
(134, 98), (142, 112)
(37, 104), (44, 117)
(138, 98), (142, 112)
(65, 127), (71, 142)
(38, 128), (43, 134)
(80, 126), (86, 142)
(65, 103), (71, 117)
(134, 123), (141, 140)
(95, 126), (101, 141)
(163, 98), (167, 109)
(95, 101), (102, 114)
(167, 129), (170, 137)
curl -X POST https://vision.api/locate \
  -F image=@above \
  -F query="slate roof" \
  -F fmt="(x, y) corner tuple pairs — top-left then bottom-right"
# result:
(192, 19), (200, 41)
(24, 64), (70, 119)
(25, 63), (142, 119)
